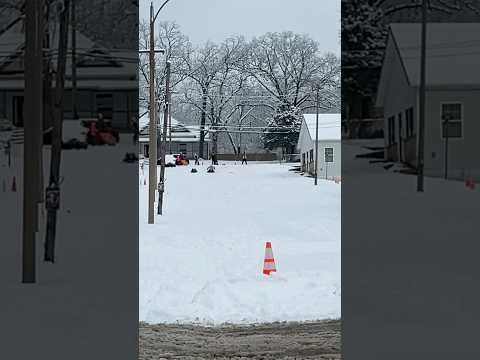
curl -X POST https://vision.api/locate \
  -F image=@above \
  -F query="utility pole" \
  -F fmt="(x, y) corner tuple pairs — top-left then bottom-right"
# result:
(158, 61), (170, 215)
(23, 0), (44, 283)
(45, 0), (70, 262)
(141, 0), (169, 223)
(314, 87), (319, 186)
(168, 98), (172, 154)
(417, 0), (427, 192)
(148, 2), (157, 224)
(71, 0), (78, 119)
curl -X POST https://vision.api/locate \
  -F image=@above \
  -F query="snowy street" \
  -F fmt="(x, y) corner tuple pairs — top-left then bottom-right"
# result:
(139, 161), (341, 325)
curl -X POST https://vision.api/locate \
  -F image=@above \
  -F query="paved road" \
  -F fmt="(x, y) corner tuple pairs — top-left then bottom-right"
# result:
(139, 320), (340, 359)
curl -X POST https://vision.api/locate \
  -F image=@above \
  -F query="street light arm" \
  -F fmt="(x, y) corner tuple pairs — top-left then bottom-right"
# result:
(153, 0), (172, 22)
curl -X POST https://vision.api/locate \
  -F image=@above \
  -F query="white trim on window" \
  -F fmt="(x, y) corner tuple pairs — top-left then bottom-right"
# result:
(439, 101), (463, 140)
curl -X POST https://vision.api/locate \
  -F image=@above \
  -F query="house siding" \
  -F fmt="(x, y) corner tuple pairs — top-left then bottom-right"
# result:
(424, 89), (480, 179)
(381, 38), (417, 164)
(297, 118), (341, 179)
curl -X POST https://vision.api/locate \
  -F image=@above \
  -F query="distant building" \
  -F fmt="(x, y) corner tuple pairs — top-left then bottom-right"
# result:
(376, 23), (480, 180)
(297, 113), (341, 179)
(0, 22), (137, 130)
(139, 115), (210, 159)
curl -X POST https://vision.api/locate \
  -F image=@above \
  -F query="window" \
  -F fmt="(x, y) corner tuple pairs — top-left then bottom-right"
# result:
(441, 103), (462, 138)
(310, 149), (314, 163)
(405, 107), (415, 138)
(387, 116), (396, 145)
(398, 112), (403, 139)
(325, 147), (334, 163)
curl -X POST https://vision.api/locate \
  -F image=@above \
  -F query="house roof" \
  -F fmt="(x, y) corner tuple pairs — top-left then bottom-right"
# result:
(139, 115), (210, 143)
(388, 23), (480, 88)
(302, 113), (341, 141)
(0, 22), (136, 89)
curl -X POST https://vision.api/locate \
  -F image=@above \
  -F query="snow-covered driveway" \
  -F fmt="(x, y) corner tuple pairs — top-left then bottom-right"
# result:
(139, 162), (341, 324)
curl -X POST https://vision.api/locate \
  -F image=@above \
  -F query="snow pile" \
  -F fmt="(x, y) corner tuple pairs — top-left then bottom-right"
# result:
(139, 162), (341, 324)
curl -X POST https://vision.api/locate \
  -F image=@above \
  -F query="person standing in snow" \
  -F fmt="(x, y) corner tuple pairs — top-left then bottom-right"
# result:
(96, 112), (106, 131)
(130, 116), (139, 145)
(194, 153), (199, 165)
(242, 151), (247, 165)
(211, 152), (217, 165)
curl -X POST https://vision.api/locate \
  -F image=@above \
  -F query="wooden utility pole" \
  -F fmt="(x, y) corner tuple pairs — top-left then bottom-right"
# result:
(45, 0), (70, 262)
(417, 0), (427, 192)
(23, 0), (44, 283)
(148, 2), (157, 224)
(199, 89), (207, 159)
(158, 61), (170, 215)
(168, 99), (172, 154)
(314, 87), (319, 186)
(71, 0), (78, 119)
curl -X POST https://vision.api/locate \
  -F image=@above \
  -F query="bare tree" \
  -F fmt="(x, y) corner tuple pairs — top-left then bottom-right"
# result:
(138, 20), (191, 118)
(245, 31), (340, 112)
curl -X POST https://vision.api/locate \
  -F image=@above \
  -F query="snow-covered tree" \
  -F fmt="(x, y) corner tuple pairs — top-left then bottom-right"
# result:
(262, 104), (302, 154)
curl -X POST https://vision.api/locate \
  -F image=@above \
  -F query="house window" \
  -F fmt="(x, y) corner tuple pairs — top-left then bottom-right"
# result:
(387, 116), (396, 145)
(398, 112), (403, 139)
(325, 147), (334, 163)
(310, 149), (314, 163)
(179, 143), (187, 154)
(441, 103), (462, 138)
(405, 107), (414, 138)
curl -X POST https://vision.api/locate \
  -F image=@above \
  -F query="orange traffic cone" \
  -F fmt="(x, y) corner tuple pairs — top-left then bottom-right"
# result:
(263, 241), (276, 275)
(11, 176), (16, 192)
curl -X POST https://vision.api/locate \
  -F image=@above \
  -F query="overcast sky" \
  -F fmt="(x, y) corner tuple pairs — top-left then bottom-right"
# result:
(139, 0), (340, 54)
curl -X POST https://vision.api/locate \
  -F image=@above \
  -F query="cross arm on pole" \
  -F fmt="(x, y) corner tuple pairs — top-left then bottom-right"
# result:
(139, 49), (166, 54)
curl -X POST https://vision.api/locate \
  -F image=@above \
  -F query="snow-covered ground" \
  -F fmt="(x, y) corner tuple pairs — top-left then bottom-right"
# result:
(0, 137), (138, 359)
(139, 161), (341, 325)
(342, 139), (480, 359)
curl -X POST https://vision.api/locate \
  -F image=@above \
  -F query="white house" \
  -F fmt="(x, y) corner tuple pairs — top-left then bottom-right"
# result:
(377, 23), (480, 180)
(297, 113), (341, 179)
(0, 22), (137, 130)
(139, 115), (210, 159)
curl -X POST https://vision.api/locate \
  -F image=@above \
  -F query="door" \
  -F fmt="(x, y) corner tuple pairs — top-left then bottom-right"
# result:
(95, 93), (113, 120)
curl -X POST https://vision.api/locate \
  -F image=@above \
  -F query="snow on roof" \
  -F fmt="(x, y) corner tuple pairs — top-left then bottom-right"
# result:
(0, 22), (136, 87)
(139, 114), (209, 143)
(390, 23), (480, 87)
(303, 113), (341, 141)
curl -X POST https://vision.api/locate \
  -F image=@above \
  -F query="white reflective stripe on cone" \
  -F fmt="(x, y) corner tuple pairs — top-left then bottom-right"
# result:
(263, 261), (276, 270)
(264, 248), (274, 258)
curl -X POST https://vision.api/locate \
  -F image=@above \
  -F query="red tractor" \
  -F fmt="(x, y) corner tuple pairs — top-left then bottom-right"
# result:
(175, 153), (189, 166)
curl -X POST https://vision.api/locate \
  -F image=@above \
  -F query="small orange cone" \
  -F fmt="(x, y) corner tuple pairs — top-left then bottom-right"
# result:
(11, 176), (16, 192)
(263, 241), (276, 275)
